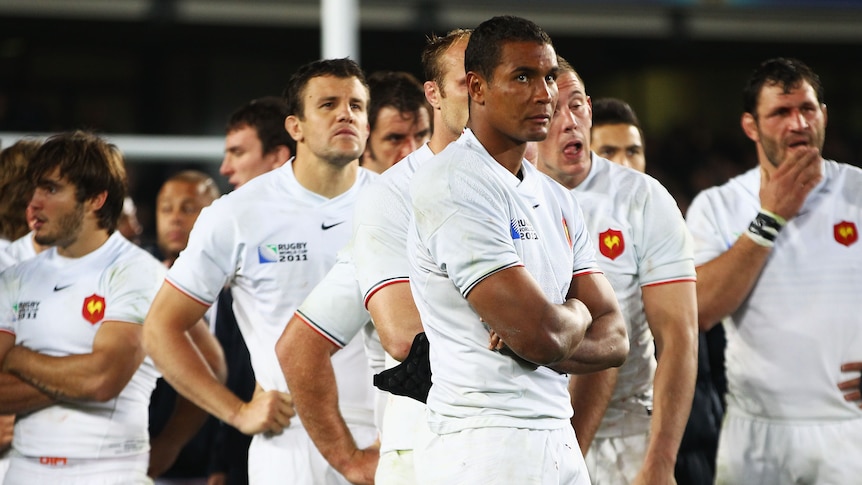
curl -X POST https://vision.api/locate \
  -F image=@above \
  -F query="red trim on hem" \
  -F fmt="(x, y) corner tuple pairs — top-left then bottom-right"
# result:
(363, 278), (409, 309)
(294, 312), (344, 349)
(642, 277), (697, 288)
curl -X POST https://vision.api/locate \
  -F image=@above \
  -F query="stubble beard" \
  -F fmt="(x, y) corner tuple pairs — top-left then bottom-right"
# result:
(34, 202), (85, 249)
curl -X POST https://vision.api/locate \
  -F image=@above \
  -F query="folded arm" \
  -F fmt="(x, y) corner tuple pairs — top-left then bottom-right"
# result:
(3, 320), (145, 402)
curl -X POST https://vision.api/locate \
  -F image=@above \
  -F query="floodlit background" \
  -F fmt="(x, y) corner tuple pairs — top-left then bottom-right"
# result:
(2, 0), (861, 245)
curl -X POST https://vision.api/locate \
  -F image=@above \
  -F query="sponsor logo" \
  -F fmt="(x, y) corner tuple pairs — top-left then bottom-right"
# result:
(53, 283), (73, 292)
(39, 456), (68, 466)
(82, 294), (106, 325)
(258, 242), (309, 264)
(321, 221), (345, 230)
(14, 301), (40, 320)
(834, 221), (858, 247)
(510, 218), (539, 240)
(599, 228), (625, 260)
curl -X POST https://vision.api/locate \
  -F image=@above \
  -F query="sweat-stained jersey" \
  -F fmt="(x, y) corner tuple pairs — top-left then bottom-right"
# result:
(408, 129), (601, 434)
(0, 232), (164, 459)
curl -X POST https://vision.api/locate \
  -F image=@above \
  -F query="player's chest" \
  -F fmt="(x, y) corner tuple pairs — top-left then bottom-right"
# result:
(13, 277), (105, 352)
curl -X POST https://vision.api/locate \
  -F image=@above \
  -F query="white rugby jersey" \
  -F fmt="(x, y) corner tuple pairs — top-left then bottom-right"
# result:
(0, 232), (164, 458)
(408, 129), (600, 433)
(167, 160), (378, 428)
(687, 160), (862, 420)
(3, 232), (37, 265)
(575, 154), (696, 437)
(297, 143), (433, 453)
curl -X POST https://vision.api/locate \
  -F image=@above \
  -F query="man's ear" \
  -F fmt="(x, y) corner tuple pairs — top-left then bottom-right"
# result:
(87, 191), (108, 212)
(741, 112), (759, 143)
(285, 115), (302, 143)
(466, 72), (484, 105)
(424, 81), (442, 110)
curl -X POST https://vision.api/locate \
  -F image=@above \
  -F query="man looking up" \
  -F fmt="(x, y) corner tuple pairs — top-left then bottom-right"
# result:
(143, 58), (379, 485)
(277, 28), (472, 485)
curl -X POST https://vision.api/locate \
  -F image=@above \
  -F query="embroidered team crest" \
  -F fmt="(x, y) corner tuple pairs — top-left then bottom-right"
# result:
(82, 294), (106, 325)
(599, 228), (625, 260)
(834, 221), (858, 247)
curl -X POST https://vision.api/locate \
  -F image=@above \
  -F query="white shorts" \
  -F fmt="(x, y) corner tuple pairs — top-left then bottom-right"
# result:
(376, 449), (416, 485)
(584, 433), (649, 485)
(4, 451), (151, 485)
(247, 423), (378, 485)
(414, 423), (589, 485)
(716, 408), (862, 485)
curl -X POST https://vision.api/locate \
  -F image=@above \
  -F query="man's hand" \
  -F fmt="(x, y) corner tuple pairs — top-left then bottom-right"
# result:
(340, 441), (380, 485)
(231, 390), (294, 435)
(0, 414), (13, 452)
(839, 361), (862, 409)
(759, 146), (822, 220)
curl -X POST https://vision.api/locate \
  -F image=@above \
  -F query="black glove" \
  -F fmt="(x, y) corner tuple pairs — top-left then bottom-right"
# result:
(373, 332), (431, 403)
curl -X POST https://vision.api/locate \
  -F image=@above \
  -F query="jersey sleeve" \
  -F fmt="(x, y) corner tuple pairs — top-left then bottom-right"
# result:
(566, 193), (600, 276)
(167, 199), (239, 305)
(0, 267), (18, 335)
(295, 247), (370, 348)
(636, 178), (696, 286)
(102, 253), (167, 325)
(353, 182), (412, 305)
(686, 188), (734, 267)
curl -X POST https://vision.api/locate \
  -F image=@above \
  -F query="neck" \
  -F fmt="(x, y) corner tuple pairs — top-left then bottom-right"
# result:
(427, 122), (460, 154)
(57, 227), (111, 258)
(293, 156), (359, 199)
(467, 123), (526, 176)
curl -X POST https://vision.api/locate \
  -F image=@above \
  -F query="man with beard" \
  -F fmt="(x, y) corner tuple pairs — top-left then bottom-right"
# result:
(0, 131), (166, 483)
(686, 57), (862, 484)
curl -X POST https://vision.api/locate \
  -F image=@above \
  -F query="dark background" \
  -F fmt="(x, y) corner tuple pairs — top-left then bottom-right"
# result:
(3, 0), (862, 246)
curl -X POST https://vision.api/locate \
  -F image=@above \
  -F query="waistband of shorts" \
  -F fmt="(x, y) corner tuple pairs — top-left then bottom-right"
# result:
(725, 403), (862, 424)
(9, 450), (148, 468)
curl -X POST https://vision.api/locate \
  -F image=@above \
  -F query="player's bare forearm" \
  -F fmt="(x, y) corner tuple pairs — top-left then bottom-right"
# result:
(641, 282), (698, 480)
(549, 273), (628, 374)
(569, 368), (618, 455)
(695, 238), (771, 329)
(3, 321), (145, 402)
(0, 371), (55, 414)
(277, 318), (377, 483)
(144, 284), (250, 428)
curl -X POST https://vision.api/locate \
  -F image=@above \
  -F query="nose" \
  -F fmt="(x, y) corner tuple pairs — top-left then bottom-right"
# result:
(790, 109), (809, 130)
(399, 138), (420, 159)
(536, 77), (555, 105)
(337, 101), (354, 122)
(29, 188), (45, 210)
(219, 156), (232, 176)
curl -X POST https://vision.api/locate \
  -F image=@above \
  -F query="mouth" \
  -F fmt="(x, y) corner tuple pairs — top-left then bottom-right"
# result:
(334, 128), (358, 138)
(563, 140), (584, 157)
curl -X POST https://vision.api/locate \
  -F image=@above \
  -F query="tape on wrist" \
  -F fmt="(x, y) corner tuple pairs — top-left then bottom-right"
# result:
(746, 209), (785, 247)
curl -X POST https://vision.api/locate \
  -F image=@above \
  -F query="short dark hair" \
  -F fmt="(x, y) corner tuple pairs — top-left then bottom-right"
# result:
(28, 131), (127, 233)
(592, 97), (645, 145)
(465, 16), (553, 82)
(743, 57), (824, 116)
(282, 58), (368, 120)
(367, 71), (428, 131)
(226, 96), (295, 157)
(422, 28), (472, 96)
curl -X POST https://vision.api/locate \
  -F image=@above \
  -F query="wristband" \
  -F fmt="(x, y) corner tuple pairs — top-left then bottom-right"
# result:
(745, 209), (786, 247)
